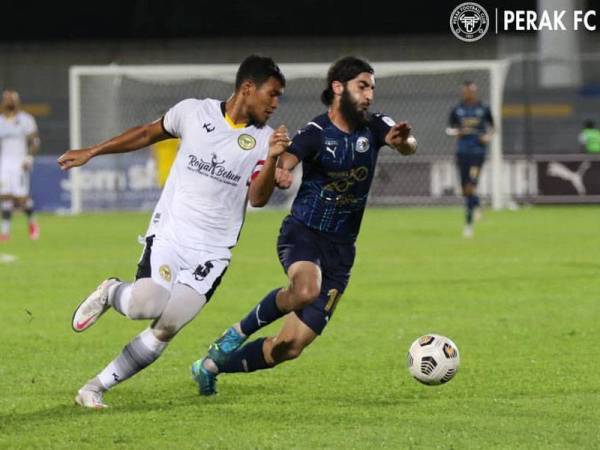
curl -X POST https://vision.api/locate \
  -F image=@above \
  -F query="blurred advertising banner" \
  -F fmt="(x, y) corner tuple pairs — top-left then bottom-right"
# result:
(538, 158), (600, 198)
(31, 156), (71, 212)
(31, 153), (600, 213)
(32, 152), (161, 212)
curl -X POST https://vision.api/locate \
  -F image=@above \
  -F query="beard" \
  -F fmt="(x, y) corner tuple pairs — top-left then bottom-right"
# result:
(339, 89), (369, 131)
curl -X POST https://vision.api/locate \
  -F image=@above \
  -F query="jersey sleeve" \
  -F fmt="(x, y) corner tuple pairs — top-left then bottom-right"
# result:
(288, 123), (322, 161)
(484, 106), (494, 128)
(448, 107), (460, 128)
(370, 113), (395, 149)
(247, 159), (266, 186)
(162, 99), (197, 138)
(25, 114), (38, 135)
(247, 131), (271, 186)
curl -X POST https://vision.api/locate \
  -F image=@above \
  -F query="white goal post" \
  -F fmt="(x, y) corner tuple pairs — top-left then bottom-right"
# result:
(69, 60), (510, 214)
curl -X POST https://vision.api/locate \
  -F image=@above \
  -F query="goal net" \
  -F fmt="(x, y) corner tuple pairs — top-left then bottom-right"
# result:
(69, 61), (509, 213)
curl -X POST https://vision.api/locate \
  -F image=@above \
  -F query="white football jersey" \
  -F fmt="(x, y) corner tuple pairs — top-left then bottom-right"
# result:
(148, 98), (272, 249)
(0, 111), (37, 170)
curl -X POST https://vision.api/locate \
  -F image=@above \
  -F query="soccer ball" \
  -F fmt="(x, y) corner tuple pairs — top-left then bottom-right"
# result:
(407, 334), (460, 385)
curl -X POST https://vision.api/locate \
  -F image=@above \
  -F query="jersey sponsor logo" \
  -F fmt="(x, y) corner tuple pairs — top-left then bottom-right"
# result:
(324, 166), (369, 193)
(355, 136), (370, 153)
(325, 146), (336, 157)
(203, 122), (215, 133)
(187, 154), (243, 186)
(159, 265), (172, 282)
(238, 134), (256, 150)
(450, 2), (489, 42)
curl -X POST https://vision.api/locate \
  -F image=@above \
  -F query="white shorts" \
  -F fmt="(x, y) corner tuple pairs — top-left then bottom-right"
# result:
(135, 234), (231, 300)
(0, 167), (30, 197)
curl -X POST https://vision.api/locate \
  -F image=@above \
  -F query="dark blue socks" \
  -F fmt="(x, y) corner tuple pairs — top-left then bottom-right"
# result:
(240, 288), (284, 336)
(465, 195), (478, 224)
(218, 338), (270, 373)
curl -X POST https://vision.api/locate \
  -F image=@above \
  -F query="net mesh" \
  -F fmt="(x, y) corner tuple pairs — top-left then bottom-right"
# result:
(75, 65), (495, 211)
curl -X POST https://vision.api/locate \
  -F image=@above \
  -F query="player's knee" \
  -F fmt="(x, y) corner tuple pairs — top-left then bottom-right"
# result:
(292, 284), (320, 309)
(128, 280), (170, 320)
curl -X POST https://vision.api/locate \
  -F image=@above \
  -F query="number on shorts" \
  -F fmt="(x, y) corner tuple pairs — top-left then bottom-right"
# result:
(324, 288), (342, 313)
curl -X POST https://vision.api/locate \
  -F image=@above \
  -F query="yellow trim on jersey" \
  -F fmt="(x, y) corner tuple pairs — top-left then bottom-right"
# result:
(224, 113), (247, 129)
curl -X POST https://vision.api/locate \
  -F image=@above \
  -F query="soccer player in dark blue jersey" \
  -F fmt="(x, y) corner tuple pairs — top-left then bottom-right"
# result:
(192, 56), (417, 395)
(447, 81), (494, 238)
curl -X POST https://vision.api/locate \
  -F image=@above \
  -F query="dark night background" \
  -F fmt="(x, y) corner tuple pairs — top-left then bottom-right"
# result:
(1, 0), (567, 40)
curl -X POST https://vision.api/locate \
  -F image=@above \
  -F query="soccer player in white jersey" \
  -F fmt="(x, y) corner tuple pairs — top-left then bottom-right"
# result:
(57, 55), (290, 409)
(0, 90), (41, 241)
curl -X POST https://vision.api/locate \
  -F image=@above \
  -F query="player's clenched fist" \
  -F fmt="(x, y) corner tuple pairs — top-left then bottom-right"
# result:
(385, 122), (417, 155)
(275, 168), (293, 189)
(268, 125), (291, 157)
(57, 148), (93, 170)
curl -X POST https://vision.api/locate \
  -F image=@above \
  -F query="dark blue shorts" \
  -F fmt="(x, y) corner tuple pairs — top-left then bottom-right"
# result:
(277, 215), (355, 334)
(456, 153), (486, 187)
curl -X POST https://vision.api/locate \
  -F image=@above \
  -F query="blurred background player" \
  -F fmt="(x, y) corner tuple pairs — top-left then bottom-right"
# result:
(0, 90), (40, 240)
(578, 120), (600, 153)
(192, 56), (417, 396)
(152, 138), (179, 187)
(446, 81), (494, 238)
(57, 55), (290, 408)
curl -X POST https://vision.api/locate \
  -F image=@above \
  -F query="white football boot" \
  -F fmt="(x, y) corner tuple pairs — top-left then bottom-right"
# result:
(463, 224), (474, 239)
(71, 278), (120, 332)
(75, 388), (108, 409)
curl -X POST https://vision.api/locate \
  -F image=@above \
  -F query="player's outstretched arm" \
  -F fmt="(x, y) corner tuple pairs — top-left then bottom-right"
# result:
(57, 120), (170, 170)
(385, 122), (417, 155)
(248, 125), (291, 207)
(273, 152), (299, 190)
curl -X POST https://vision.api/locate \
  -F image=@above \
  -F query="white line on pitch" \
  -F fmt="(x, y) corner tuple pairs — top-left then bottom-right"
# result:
(0, 253), (18, 264)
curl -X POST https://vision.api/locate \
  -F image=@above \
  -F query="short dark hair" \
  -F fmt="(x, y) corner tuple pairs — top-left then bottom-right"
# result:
(235, 55), (286, 90)
(321, 56), (374, 106)
(463, 80), (476, 87)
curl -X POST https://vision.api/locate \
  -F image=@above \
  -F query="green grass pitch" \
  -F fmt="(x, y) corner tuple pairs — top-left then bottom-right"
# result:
(1, 206), (599, 449)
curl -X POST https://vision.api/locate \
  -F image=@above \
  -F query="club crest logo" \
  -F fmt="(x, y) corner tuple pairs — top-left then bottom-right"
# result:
(159, 265), (172, 282)
(450, 2), (489, 42)
(355, 136), (370, 153)
(238, 134), (256, 150)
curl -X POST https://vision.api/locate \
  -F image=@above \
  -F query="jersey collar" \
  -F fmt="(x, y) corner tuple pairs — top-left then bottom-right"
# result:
(220, 101), (255, 129)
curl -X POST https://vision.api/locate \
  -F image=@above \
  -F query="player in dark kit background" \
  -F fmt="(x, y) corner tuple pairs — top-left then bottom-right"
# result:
(192, 56), (417, 395)
(446, 81), (494, 238)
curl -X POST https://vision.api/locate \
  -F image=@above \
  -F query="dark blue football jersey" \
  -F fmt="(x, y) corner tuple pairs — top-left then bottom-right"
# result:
(287, 112), (393, 242)
(448, 101), (494, 156)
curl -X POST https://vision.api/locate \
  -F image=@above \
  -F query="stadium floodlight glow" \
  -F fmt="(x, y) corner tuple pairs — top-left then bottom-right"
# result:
(69, 60), (509, 214)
